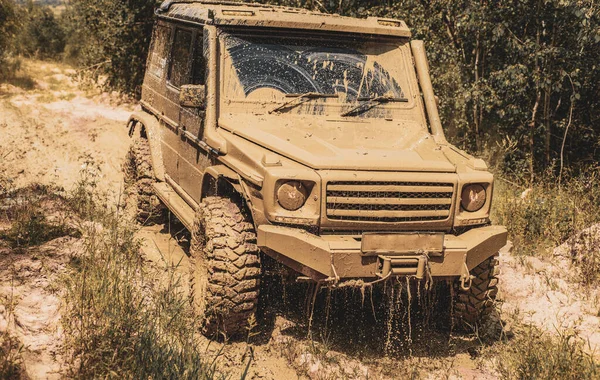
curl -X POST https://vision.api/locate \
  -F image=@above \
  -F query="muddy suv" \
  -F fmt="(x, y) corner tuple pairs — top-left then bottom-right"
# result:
(123, 0), (508, 336)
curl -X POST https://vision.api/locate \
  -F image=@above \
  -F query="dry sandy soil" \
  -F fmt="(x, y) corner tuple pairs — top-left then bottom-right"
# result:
(1, 60), (600, 379)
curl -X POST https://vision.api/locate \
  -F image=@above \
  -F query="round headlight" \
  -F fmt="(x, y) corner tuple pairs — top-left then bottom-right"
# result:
(461, 184), (486, 212)
(277, 181), (308, 211)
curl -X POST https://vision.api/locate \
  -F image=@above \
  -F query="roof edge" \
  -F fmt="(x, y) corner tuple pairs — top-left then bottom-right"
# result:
(157, 1), (411, 38)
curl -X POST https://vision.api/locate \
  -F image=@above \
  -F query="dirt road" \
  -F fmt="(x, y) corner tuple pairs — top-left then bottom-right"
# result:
(1, 60), (599, 379)
(0, 61), (132, 195)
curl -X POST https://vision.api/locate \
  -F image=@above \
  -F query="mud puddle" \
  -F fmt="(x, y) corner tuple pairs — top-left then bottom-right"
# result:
(139, 218), (497, 379)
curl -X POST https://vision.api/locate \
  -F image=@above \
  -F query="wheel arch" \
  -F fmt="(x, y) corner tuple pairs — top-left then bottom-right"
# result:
(200, 165), (263, 224)
(201, 165), (244, 201)
(127, 111), (165, 181)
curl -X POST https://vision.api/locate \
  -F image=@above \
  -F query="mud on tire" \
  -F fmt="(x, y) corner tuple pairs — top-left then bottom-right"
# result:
(122, 137), (165, 224)
(190, 196), (261, 337)
(452, 255), (500, 333)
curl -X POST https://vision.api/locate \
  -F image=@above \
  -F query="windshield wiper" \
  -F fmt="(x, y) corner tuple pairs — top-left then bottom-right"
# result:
(340, 95), (409, 117)
(268, 92), (338, 114)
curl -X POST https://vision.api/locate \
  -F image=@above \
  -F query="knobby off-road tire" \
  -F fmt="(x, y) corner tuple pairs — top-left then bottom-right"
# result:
(453, 255), (500, 333)
(190, 196), (261, 337)
(122, 137), (166, 224)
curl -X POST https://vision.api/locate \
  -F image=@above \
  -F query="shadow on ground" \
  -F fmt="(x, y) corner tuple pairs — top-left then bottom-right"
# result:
(256, 270), (501, 360)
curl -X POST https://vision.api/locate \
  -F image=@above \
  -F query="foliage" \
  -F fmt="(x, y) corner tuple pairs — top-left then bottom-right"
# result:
(0, 185), (80, 248)
(14, 0), (66, 59)
(60, 169), (221, 379)
(0, 0), (20, 79)
(494, 324), (599, 379)
(61, 0), (156, 95)
(0, 331), (25, 380)
(493, 166), (600, 260)
(2, 0), (596, 177)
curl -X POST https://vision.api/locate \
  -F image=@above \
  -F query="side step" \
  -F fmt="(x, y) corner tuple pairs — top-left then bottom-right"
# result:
(152, 182), (196, 231)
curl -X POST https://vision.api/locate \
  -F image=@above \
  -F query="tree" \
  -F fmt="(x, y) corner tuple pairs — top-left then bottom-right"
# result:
(63, 0), (157, 95)
(0, 0), (20, 79)
(15, 1), (66, 59)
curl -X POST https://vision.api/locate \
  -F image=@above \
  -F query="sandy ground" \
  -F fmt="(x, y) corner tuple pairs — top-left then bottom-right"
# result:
(498, 241), (600, 352)
(0, 61), (132, 196)
(0, 60), (133, 379)
(1, 59), (600, 379)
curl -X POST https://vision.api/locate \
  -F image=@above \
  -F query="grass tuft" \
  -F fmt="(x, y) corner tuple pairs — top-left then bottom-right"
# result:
(493, 167), (600, 285)
(493, 324), (599, 379)
(0, 184), (79, 248)
(0, 332), (25, 380)
(59, 165), (221, 379)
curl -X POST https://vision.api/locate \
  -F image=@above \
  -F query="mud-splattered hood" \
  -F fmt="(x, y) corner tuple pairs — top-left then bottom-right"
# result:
(219, 115), (457, 172)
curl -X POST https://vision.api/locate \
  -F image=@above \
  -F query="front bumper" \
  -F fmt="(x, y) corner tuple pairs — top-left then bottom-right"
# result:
(257, 225), (508, 281)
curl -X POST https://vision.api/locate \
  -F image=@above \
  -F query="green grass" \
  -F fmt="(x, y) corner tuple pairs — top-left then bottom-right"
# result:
(0, 332), (25, 380)
(493, 167), (600, 285)
(492, 324), (599, 379)
(0, 185), (78, 248)
(0, 158), (223, 379)
(59, 166), (222, 379)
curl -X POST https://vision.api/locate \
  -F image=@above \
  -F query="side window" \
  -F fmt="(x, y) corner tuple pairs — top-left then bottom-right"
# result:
(192, 32), (206, 85)
(148, 24), (171, 79)
(168, 28), (193, 88)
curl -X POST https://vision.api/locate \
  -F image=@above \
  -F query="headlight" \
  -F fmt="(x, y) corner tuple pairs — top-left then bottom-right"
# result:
(277, 181), (308, 211)
(461, 184), (486, 212)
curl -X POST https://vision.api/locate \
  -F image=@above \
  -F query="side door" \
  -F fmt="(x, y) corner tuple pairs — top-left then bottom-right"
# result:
(164, 26), (210, 202)
(163, 27), (194, 183)
(140, 22), (179, 181)
(178, 30), (211, 202)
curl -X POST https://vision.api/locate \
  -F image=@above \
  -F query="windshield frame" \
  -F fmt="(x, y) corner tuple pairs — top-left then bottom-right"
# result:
(217, 27), (422, 119)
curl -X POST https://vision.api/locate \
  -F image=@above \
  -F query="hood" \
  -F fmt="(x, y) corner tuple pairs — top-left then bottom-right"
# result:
(219, 114), (457, 172)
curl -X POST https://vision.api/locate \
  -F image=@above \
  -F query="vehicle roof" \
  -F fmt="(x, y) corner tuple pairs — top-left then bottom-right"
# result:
(157, 1), (411, 38)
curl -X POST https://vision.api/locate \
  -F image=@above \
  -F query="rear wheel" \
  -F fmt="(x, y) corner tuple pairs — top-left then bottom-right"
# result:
(122, 135), (166, 224)
(190, 196), (261, 337)
(452, 255), (500, 333)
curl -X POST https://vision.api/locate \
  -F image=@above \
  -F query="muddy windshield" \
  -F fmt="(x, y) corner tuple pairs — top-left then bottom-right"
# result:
(220, 31), (414, 118)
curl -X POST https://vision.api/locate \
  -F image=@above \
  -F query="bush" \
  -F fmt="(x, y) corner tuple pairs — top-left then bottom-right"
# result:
(495, 324), (599, 379)
(60, 171), (221, 379)
(493, 167), (600, 257)
(62, 0), (156, 95)
(0, 0), (20, 80)
(15, 1), (66, 60)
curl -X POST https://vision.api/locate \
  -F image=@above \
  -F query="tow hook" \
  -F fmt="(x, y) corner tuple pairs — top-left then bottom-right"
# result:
(460, 261), (474, 291)
(377, 255), (428, 279)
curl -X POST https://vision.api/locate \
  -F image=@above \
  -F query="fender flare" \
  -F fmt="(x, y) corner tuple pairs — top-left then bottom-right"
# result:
(127, 111), (165, 182)
(201, 165), (244, 199)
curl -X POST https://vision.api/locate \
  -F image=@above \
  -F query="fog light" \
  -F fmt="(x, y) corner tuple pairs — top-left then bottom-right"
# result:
(277, 181), (307, 211)
(461, 184), (486, 212)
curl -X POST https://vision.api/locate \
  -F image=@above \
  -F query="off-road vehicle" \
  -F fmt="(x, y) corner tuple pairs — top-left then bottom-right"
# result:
(123, 0), (508, 336)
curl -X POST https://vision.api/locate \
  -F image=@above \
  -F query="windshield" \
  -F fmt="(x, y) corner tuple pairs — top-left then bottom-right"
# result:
(220, 32), (414, 118)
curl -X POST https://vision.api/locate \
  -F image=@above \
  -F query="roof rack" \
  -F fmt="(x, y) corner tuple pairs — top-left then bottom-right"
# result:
(158, 0), (302, 13)
(157, 1), (411, 38)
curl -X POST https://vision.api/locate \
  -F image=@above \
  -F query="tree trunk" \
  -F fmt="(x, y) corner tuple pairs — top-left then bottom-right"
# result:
(473, 31), (481, 151)
(530, 92), (540, 185)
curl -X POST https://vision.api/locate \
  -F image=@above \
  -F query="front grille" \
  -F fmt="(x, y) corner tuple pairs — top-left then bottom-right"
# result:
(326, 181), (454, 222)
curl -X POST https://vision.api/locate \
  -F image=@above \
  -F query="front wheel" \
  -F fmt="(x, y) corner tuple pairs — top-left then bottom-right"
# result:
(452, 255), (500, 332)
(190, 196), (261, 337)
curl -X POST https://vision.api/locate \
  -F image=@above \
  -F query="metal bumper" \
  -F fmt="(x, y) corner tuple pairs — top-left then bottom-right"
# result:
(257, 225), (508, 281)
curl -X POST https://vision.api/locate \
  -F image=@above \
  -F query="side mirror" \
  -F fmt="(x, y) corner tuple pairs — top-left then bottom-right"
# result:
(180, 84), (206, 108)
